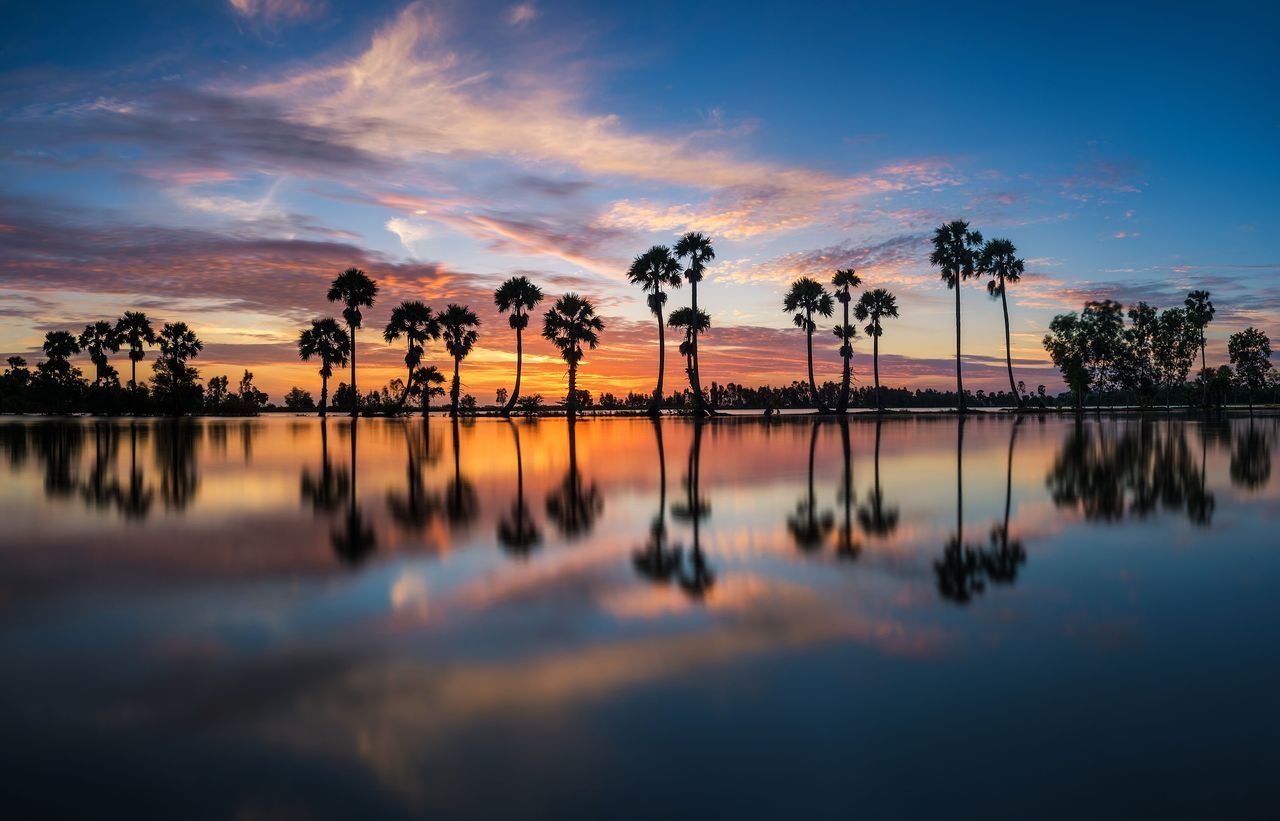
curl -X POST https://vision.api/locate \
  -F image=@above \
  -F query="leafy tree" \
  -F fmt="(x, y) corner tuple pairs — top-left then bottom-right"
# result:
(1043, 313), (1090, 410)
(284, 387), (315, 411)
(1228, 327), (1274, 412)
(627, 246), (683, 415)
(326, 267), (378, 418)
(929, 220), (984, 410)
(783, 277), (834, 410)
(493, 275), (544, 416)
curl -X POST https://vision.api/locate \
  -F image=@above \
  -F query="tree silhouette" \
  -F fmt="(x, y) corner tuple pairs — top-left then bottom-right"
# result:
(115, 311), (156, 415)
(854, 288), (899, 412)
(1230, 419), (1271, 490)
(494, 276), (545, 417)
(1227, 327), (1273, 413)
(383, 301), (440, 408)
(153, 419), (199, 510)
(151, 322), (202, 416)
(440, 304), (480, 419)
(119, 421), (154, 520)
(857, 418), (899, 537)
(668, 306), (710, 408)
(675, 232), (716, 416)
(633, 418), (683, 582)
(78, 320), (122, 387)
(332, 418), (376, 565)
(978, 238), (1025, 407)
(326, 267), (378, 419)
(541, 293), (604, 418)
(929, 220), (984, 411)
(412, 365), (446, 418)
(673, 421), (714, 598)
(545, 416), (601, 539)
(297, 317), (350, 418)
(627, 246), (683, 415)
(386, 418), (441, 531)
(788, 420), (834, 552)
(301, 418), (349, 514)
(1184, 289), (1215, 406)
(783, 277), (835, 411)
(498, 419), (541, 555)
(835, 418), (860, 559)
(831, 269), (862, 414)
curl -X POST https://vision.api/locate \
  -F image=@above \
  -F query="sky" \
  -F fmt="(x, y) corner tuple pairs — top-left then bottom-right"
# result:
(1, 0), (1277, 402)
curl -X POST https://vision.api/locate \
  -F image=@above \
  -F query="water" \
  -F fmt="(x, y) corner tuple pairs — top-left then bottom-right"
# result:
(1, 414), (1276, 819)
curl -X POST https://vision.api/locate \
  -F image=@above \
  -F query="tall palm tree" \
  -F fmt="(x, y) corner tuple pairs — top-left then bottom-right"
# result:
(783, 277), (835, 411)
(626, 246), (683, 415)
(674, 232), (716, 416)
(114, 311), (156, 414)
(439, 304), (480, 418)
(978, 238), (1025, 407)
(383, 300), (439, 408)
(668, 306), (710, 405)
(494, 276), (545, 417)
(297, 317), (351, 418)
(1184, 289), (1215, 405)
(326, 267), (378, 418)
(412, 365), (446, 418)
(831, 268), (862, 413)
(930, 220), (984, 411)
(78, 320), (122, 386)
(541, 293), (604, 418)
(855, 288), (900, 412)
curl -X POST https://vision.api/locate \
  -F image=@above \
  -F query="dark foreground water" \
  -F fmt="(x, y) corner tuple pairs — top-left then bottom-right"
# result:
(1, 414), (1277, 819)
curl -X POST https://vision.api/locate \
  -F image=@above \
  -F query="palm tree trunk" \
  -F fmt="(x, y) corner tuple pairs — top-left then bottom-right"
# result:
(807, 420), (819, 523)
(1000, 283), (1021, 408)
(839, 298), (851, 413)
(1199, 338), (1208, 408)
(450, 356), (461, 418)
(503, 323), (523, 417)
(568, 360), (578, 419)
(130, 357), (138, 416)
(873, 333), (882, 412)
(873, 418), (882, 500)
(806, 310), (820, 410)
(349, 323), (358, 419)
(955, 283), (965, 411)
(691, 281), (705, 416)
(652, 297), (665, 416)
(956, 417), (965, 539)
(320, 373), (328, 419)
(1004, 419), (1019, 538)
(840, 418), (852, 547)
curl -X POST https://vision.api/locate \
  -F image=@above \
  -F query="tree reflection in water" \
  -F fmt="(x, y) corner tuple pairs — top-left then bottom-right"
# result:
(857, 418), (899, 539)
(445, 418), (478, 528)
(835, 418), (860, 559)
(787, 420), (833, 553)
(1047, 418), (1215, 525)
(301, 419), (349, 514)
(330, 418), (375, 566)
(545, 416), (601, 539)
(672, 421), (714, 598)
(1230, 419), (1272, 490)
(498, 419), (541, 556)
(154, 420), (199, 511)
(633, 418), (682, 582)
(386, 418), (441, 531)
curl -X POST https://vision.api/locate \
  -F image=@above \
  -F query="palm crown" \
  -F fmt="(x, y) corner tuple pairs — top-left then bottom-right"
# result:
(115, 311), (156, 362)
(327, 267), (378, 329)
(440, 304), (480, 360)
(831, 268), (862, 302)
(494, 275), (545, 330)
(930, 220), (984, 288)
(627, 245), (683, 316)
(298, 317), (350, 378)
(79, 320), (121, 376)
(43, 330), (81, 361)
(157, 322), (202, 361)
(542, 293), (603, 365)
(783, 277), (834, 330)
(383, 301), (439, 369)
(855, 289), (899, 336)
(1184, 289), (1215, 329)
(668, 307), (711, 357)
(978, 238), (1024, 297)
(674, 231), (715, 284)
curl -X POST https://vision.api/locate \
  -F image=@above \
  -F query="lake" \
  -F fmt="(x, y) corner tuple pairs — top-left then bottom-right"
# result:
(1, 414), (1277, 819)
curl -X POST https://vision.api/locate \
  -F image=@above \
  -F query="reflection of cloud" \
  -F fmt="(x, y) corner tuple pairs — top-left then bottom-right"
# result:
(390, 569), (430, 616)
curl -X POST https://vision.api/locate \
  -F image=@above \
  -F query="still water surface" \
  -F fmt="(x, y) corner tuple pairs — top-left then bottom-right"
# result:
(1, 415), (1277, 819)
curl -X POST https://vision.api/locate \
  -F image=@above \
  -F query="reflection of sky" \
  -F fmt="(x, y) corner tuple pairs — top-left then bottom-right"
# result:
(1, 1), (1277, 401)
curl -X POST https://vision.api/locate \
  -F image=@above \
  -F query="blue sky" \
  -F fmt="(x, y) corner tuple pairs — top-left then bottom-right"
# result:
(1, 0), (1276, 398)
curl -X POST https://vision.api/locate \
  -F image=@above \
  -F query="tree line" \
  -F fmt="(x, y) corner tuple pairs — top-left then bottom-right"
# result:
(3, 221), (1274, 417)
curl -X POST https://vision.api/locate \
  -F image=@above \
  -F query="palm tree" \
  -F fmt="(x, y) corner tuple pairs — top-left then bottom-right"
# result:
(326, 267), (378, 418)
(831, 268), (862, 413)
(383, 300), (439, 408)
(498, 419), (541, 555)
(412, 365), (446, 418)
(930, 220), (984, 411)
(674, 232), (716, 416)
(668, 306), (710, 405)
(297, 318), (351, 418)
(541, 293), (604, 418)
(854, 288), (899, 412)
(114, 311), (156, 414)
(978, 238), (1025, 407)
(627, 246), (683, 415)
(494, 276), (545, 417)
(788, 420), (834, 551)
(783, 277), (835, 411)
(1184, 289), (1215, 405)
(439, 304), (480, 418)
(78, 320), (122, 386)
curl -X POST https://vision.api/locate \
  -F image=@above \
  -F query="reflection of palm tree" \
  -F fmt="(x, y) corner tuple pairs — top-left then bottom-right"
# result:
(546, 416), (601, 539)
(857, 418), (899, 537)
(835, 418), (860, 559)
(788, 420), (834, 552)
(985, 419), (1027, 584)
(498, 419), (541, 556)
(119, 422), (153, 520)
(1230, 419), (1271, 490)
(154, 420), (198, 510)
(386, 418), (440, 530)
(935, 418), (983, 602)
(445, 418), (478, 527)
(80, 422), (121, 510)
(633, 418), (683, 581)
(331, 418), (375, 566)
(301, 419), (349, 514)
(673, 421), (714, 597)
(32, 422), (82, 499)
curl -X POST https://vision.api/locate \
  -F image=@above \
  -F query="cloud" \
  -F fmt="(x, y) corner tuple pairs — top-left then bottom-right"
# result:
(229, 0), (323, 24)
(386, 217), (432, 255)
(507, 3), (537, 26)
